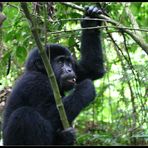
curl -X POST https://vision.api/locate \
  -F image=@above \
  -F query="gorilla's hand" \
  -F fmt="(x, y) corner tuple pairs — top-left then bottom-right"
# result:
(56, 127), (76, 145)
(85, 6), (103, 18)
(75, 79), (96, 107)
(81, 6), (103, 28)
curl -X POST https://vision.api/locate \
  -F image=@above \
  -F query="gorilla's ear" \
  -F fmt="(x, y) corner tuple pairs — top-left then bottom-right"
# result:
(34, 59), (44, 71)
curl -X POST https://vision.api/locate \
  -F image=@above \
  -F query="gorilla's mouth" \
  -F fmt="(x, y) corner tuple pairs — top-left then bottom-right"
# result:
(67, 78), (76, 84)
(60, 76), (77, 91)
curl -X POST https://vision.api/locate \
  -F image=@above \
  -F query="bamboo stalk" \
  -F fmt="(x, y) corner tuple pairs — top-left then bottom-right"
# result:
(20, 2), (70, 129)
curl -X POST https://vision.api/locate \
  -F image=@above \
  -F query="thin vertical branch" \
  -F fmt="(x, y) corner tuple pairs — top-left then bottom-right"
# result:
(20, 2), (70, 129)
(124, 3), (142, 37)
(106, 27), (137, 143)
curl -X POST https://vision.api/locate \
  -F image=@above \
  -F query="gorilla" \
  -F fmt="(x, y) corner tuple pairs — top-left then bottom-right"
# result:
(2, 6), (105, 145)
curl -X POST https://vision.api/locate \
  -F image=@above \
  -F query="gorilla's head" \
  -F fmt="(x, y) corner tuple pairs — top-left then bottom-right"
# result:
(26, 44), (77, 92)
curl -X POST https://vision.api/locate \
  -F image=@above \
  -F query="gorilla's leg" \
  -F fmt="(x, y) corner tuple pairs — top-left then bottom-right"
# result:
(3, 106), (54, 145)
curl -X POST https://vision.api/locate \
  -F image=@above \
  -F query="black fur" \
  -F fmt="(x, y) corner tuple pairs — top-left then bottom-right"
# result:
(2, 6), (105, 145)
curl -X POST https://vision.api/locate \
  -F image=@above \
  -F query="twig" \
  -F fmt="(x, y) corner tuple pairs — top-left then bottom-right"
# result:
(47, 25), (148, 36)
(2, 17), (148, 33)
(53, 18), (148, 32)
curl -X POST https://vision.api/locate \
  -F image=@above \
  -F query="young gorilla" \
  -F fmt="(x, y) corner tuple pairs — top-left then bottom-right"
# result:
(3, 6), (105, 145)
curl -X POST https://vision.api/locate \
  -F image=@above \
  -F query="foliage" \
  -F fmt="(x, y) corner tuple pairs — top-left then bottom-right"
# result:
(0, 2), (148, 146)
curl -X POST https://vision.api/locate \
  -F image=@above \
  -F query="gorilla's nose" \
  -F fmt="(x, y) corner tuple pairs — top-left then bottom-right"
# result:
(65, 67), (72, 73)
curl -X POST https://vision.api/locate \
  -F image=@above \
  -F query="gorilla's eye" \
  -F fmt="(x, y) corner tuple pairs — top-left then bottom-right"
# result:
(58, 60), (62, 64)
(67, 62), (72, 67)
(57, 57), (65, 64)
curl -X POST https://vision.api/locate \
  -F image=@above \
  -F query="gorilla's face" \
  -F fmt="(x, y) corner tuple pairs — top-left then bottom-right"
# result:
(52, 55), (76, 92)
(25, 44), (77, 92)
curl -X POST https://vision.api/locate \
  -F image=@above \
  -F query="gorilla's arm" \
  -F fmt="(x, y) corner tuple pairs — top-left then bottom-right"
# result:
(44, 79), (95, 145)
(47, 79), (95, 127)
(76, 6), (105, 82)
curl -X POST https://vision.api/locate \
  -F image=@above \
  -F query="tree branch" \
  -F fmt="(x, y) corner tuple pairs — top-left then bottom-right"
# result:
(47, 25), (148, 36)
(124, 3), (142, 37)
(20, 2), (70, 129)
(61, 2), (148, 55)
